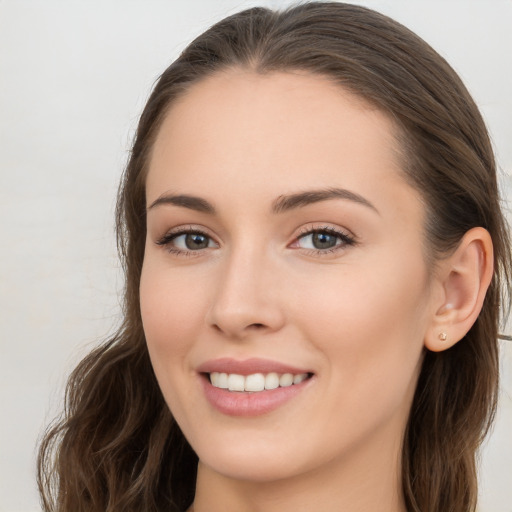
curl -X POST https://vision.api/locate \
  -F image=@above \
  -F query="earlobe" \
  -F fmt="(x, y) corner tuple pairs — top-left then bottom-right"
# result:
(425, 227), (494, 352)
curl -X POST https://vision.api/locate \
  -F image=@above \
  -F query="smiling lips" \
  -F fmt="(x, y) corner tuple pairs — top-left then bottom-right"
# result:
(198, 358), (313, 416)
(210, 371), (309, 391)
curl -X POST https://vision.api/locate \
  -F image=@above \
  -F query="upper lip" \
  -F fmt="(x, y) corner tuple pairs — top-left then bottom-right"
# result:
(196, 357), (312, 376)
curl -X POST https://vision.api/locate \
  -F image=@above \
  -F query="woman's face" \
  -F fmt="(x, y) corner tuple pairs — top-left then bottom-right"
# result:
(141, 70), (436, 483)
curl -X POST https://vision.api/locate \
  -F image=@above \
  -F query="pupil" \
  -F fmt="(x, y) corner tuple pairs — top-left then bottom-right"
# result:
(313, 232), (336, 249)
(186, 233), (208, 250)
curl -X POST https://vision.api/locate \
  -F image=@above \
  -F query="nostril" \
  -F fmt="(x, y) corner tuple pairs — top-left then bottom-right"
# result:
(249, 323), (265, 329)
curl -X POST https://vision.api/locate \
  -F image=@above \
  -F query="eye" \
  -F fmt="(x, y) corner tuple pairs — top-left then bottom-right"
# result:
(299, 231), (339, 250)
(293, 227), (356, 253)
(156, 227), (218, 255)
(172, 232), (212, 250)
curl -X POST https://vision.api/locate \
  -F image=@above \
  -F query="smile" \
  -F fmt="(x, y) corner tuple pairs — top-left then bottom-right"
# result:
(209, 371), (309, 392)
(197, 359), (314, 417)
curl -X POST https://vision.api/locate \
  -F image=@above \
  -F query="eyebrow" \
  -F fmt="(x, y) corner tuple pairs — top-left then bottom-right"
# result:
(148, 194), (215, 213)
(147, 187), (378, 215)
(271, 187), (379, 215)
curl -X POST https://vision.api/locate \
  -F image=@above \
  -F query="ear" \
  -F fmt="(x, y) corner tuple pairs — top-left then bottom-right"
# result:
(425, 227), (494, 352)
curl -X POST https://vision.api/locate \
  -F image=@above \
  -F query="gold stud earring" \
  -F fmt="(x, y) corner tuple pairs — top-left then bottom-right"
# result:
(439, 332), (447, 341)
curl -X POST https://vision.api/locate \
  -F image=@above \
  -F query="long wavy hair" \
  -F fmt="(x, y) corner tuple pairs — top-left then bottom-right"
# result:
(38, 3), (511, 511)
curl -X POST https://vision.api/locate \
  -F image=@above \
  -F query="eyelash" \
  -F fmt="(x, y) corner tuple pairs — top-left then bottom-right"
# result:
(155, 225), (357, 258)
(155, 226), (214, 257)
(294, 226), (357, 255)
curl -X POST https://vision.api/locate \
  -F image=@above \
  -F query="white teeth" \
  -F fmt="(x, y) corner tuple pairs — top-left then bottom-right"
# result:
(293, 373), (307, 384)
(209, 371), (309, 392)
(279, 373), (293, 387)
(210, 372), (228, 388)
(265, 372), (280, 390)
(217, 372), (229, 388)
(227, 373), (245, 391)
(245, 373), (265, 392)
(210, 372), (220, 386)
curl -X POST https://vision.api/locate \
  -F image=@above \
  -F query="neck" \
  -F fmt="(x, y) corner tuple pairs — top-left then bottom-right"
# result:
(191, 427), (406, 512)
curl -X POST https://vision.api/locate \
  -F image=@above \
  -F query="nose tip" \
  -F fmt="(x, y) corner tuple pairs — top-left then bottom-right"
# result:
(208, 300), (284, 339)
(211, 320), (268, 335)
(205, 260), (285, 339)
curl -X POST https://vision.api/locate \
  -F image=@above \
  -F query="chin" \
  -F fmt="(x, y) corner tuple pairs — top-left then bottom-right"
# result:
(188, 426), (326, 484)
(200, 451), (307, 483)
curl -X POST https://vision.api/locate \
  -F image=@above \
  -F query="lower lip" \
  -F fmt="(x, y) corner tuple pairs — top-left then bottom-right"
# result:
(201, 375), (312, 417)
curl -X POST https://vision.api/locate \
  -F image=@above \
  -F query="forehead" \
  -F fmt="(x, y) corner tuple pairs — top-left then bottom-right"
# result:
(151, 69), (400, 169)
(147, 69), (421, 226)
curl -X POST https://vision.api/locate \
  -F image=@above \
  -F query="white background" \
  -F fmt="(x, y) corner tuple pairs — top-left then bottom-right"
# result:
(0, 1), (511, 510)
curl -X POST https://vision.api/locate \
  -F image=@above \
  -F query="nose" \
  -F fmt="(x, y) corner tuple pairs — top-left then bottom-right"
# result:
(205, 246), (285, 339)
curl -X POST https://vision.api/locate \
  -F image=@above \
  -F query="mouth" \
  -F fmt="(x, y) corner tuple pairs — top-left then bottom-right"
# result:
(206, 371), (312, 392)
(197, 358), (315, 416)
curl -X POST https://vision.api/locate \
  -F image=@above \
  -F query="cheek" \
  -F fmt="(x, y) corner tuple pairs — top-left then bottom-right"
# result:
(139, 260), (215, 435)
(291, 258), (429, 412)
(293, 260), (428, 342)
(139, 260), (207, 379)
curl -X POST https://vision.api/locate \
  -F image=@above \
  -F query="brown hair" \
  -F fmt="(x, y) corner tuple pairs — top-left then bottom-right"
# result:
(38, 3), (511, 511)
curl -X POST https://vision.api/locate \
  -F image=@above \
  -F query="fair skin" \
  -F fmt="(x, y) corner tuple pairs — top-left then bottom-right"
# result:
(140, 70), (493, 512)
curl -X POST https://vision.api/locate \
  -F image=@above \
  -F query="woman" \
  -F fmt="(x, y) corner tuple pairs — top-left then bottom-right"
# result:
(38, 2), (511, 511)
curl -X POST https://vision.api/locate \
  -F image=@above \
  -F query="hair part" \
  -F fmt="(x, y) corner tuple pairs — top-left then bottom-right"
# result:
(38, 3), (511, 511)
